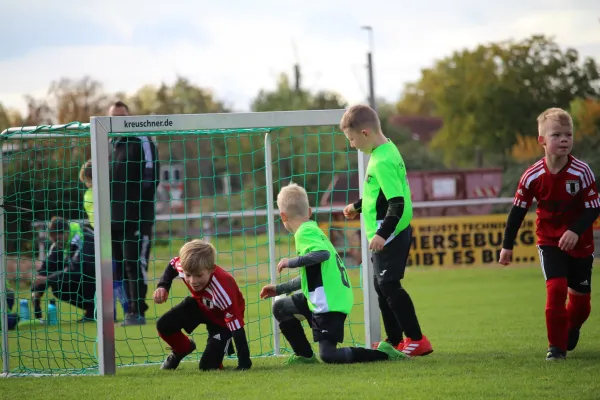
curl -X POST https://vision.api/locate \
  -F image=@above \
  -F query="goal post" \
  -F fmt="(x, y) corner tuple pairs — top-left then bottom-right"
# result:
(0, 109), (382, 376)
(95, 109), (383, 365)
(89, 116), (115, 376)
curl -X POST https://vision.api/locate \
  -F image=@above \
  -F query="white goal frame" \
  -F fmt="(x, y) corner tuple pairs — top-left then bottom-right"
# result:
(0, 109), (382, 376)
(94, 110), (380, 375)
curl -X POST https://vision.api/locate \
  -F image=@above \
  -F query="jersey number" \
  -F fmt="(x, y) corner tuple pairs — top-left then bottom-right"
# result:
(335, 254), (351, 288)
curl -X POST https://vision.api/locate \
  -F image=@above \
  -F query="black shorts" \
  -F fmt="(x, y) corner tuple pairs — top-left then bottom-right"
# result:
(290, 293), (347, 343)
(372, 225), (412, 285)
(156, 296), (234, 360)
(537, 245), (594, 293)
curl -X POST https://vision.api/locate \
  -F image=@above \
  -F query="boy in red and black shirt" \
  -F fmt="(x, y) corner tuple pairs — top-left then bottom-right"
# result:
(500, 107), (600, 361)
(153, 239), (251, 370)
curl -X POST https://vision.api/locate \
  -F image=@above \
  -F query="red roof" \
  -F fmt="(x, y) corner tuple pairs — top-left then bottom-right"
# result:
(388, 115), (443, 142)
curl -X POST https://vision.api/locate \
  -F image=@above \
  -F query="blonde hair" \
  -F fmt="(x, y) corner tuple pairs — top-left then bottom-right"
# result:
(277, 182), (310, 219)
(537, 108), (573, 135)
(179, 239), (216, 274)
(79, 159), (93, 188)
(339, 104), (381, 132)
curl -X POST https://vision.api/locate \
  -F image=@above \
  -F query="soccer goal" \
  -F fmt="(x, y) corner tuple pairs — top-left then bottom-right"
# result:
(0, 110), (381, 376)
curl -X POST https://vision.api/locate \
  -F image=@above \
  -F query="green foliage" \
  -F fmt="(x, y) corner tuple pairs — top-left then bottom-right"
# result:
(396, 34), (600, 167)
(251, 73), (347, 112)
(2, 136), (89, 254)
(241, 71), (351, 210)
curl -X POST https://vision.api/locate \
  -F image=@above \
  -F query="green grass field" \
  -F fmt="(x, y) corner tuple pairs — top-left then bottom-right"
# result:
(2, 236), (600, 399)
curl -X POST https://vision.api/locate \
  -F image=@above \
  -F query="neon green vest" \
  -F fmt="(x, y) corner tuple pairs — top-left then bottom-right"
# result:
(294, 221), (353, 315)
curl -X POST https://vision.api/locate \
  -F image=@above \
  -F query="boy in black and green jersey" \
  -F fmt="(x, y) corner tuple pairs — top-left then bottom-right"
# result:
(31, 217), (96, 321)
(260, 183), (408, 364)
(340, 104), (433, 357)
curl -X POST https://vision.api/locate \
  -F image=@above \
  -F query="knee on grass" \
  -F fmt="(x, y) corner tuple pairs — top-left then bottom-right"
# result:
(318, 340), (350, 364)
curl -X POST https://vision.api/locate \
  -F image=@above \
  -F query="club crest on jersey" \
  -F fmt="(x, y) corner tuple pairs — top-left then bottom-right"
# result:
(566, 180), (580, 196)
(202, 297), (214, 309)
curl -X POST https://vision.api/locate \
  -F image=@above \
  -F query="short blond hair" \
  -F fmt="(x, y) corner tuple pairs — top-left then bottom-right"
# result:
(79, 159), (93, 188)
(537, 107), (573, 135)
(340, 104), (381, 132)
(277, 182), (310, 219)
(179, 239), (216, 274)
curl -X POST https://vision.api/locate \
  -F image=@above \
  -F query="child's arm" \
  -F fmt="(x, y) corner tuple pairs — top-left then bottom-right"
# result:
(501, 206), (528, 250)
(500, 172), (535, 265)
(286, 250), (330, 268)
(277, 251), (331, 273)
(231, 328), (252, 370)
(219, 280), (252, 370)
(372, 161), (407, 241)
(156, 258), (179, 292)
(568, 176), (600, 235)
(275, 276), (301, 295)
(376, 197), (405, 240)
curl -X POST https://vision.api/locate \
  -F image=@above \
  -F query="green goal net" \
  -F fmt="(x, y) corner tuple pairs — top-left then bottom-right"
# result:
(0, 110), (371, 376)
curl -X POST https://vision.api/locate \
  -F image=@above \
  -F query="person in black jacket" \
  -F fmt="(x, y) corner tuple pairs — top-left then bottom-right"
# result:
(31, 217), (96, 322)
(109, 101), (160, 326)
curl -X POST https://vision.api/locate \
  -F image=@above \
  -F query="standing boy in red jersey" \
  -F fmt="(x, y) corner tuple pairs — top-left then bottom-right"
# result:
(153, 239), (252, 370)
(499, 107), (600, 361)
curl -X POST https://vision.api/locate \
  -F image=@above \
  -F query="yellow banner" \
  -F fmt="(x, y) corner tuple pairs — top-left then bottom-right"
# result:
(319, 213), (539, 268)
(407, 214), (537, 267)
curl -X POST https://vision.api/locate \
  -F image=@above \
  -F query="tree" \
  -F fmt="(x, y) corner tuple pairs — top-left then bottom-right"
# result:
(127, 77), (230, 224)
(570, 98), (600, 176)
(48, 76), (109, 124)
(0, 104), (12, 132)
(251, 73), (346, 112)
(570, 98), (600, 138)
(510, 134), (544, 163)
(395, 79), (438, 117)
(22, 95), (53, 126)
(396, 35), (600, 167)
(245, 71), (348, 209)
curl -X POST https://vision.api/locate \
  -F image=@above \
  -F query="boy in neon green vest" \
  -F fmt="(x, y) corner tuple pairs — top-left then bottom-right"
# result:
(340, 105), (433, 356)
(79, 159), (94, 228)
(260, 183), (408, 364)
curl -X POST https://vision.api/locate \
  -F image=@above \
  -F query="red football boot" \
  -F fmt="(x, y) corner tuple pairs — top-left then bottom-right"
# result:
(398, 335), (433, 357)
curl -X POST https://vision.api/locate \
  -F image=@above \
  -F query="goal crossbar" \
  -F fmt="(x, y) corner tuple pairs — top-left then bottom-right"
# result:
(0, 110), (346, 139)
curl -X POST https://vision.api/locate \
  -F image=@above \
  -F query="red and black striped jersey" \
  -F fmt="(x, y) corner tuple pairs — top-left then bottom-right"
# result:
(168, 257), (246, 332)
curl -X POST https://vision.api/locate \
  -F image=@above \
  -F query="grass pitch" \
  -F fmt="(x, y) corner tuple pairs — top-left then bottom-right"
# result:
(2, 263), (600, 399)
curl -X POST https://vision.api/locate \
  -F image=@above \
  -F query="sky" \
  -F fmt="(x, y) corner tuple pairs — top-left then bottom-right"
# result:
(0, 0), (599, 115)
